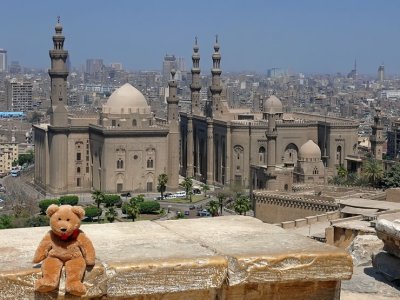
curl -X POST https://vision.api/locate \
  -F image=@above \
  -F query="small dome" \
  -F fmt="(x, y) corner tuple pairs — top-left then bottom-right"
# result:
(103, 83), (149, 114)
(264, 95), (283, 114)
(299, 140), (321, 160)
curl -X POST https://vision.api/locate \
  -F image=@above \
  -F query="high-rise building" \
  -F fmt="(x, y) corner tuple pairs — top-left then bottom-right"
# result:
(86, 59), (103, 75)
(162, 54), (177, 85)
(111, 63), (123, 71)
(5, 79), (33, 112)
(0, 49), (7, 72)
(378, 64), (385, 82)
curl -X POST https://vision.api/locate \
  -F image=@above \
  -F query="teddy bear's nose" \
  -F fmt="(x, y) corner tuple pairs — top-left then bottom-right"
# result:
(60, 228), (67, 232)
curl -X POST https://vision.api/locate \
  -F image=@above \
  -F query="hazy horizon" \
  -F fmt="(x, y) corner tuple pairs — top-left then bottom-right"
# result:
(1, 0), (400, 75)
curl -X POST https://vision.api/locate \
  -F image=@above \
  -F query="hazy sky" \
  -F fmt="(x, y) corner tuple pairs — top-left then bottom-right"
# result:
(1, 0), (400, 74)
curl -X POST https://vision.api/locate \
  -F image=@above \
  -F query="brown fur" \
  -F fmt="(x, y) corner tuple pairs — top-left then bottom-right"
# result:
(33, 205), (95, 296)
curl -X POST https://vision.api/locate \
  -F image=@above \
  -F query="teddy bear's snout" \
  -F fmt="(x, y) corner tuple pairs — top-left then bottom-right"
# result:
(60, 228), (67, 232)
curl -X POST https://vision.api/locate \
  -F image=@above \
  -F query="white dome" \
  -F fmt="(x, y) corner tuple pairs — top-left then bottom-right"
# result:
(299, 140), (321, 160)
(103, 83), (149, 114)
(264, 95), (283, 114)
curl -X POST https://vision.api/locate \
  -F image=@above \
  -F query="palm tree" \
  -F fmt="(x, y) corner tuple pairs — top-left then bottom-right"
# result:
(157, 173), (168, 199)
(126, 199), (141, 222)
(105, 207), (118, 223)
(337, 165), (347, 178)
(363, 158), (383, 187)
(91, 190), (105, 223)
(201, 183), (210, 198)
(234, 195), (251, 216)
(216, 190), (229, 216)
(207, 200), (219, 217)
(182, 177), (193, 202)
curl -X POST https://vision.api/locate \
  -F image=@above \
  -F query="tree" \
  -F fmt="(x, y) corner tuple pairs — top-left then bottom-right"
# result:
(139, 201), (161, 214)
(105, 207), (118, 223)
(38, 199), (60, 214)
(59, 195), (79, 206)
(201, 183), (210, 198)
(157, 173), (168, 199)
(85, 206), (102, 222)
(234, 195), (251, 216)
(216, 190), (230, 216)
(337, 165), (347, 178)
(126, 199), (141, 222)
(362, 158), (383, 187)
(182, 177), (193, 202)
(91, 190), (105, 223)
(381, 163), (400, 188)
(207, 200), (219, 217)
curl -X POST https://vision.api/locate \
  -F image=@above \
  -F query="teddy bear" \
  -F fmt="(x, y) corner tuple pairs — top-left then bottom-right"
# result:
(33, 204), (96, 296)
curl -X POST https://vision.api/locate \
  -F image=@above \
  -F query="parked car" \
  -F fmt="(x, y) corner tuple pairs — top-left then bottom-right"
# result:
(120, 192), (132, 198)
(174, 191), (186, 198)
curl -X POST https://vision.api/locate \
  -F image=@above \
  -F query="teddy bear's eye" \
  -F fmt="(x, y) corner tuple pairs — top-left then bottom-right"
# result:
(58, 218), (61, 221)
(67, 219), (70, 221)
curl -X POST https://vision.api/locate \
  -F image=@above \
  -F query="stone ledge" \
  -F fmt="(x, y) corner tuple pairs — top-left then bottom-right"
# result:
(0, 216), (353, 299)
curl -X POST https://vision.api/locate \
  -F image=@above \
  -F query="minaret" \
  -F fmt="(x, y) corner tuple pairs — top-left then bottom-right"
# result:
(49, 17), (69, 127)
(209, 35), (223, 118)
(166, 70), (180, 190)
(190, 37), (202, 116)
(371, 107), (384, 161)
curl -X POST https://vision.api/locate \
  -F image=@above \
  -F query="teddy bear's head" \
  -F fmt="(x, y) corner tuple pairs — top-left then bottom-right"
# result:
(46, 205), (85, 240)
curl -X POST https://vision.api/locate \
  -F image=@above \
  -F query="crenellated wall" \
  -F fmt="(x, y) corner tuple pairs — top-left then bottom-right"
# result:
(0, 216), (352, 300)
(254, 191), (338, 223)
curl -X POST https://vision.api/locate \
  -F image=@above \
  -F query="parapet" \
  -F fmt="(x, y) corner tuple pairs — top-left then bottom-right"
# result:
(0, 216), (352, 299)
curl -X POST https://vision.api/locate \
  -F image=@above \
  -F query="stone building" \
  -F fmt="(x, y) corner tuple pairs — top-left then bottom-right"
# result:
(180, 38), (360, 191)
(33, 21), (179, 194)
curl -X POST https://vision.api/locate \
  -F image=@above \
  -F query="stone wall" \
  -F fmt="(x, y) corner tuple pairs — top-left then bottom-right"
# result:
(0, 216), (352, 299)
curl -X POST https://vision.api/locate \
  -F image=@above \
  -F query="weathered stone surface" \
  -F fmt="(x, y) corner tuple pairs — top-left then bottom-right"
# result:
(347, 235), (383, 266)
(376, 219), (400, 258)
(0, 216), (352, 299)
(372, 251), (400, 281)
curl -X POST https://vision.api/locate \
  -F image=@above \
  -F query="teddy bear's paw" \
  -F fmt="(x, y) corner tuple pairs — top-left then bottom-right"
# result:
(34, 278), (58, 293)
(66, 281), (87, 296)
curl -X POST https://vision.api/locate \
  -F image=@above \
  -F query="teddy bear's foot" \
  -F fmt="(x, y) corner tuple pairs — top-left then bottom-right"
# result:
(35, 278), (58, 293)
(66, 281), (87, 296)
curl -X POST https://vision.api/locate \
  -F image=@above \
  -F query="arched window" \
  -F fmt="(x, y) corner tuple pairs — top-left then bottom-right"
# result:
(336, 145), (342, 165)
(284, 143), (298, 164)
(147, 158), (154, 168)
(313, 166), (319, 175)
(77, 167), (81, 173)
(258, 146), (266, 164)
(117, 158), (124, 169)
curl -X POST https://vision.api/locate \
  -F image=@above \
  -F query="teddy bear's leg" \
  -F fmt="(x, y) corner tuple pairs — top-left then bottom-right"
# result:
(35, 257), (63, 293)
(65, 256), (87, 296)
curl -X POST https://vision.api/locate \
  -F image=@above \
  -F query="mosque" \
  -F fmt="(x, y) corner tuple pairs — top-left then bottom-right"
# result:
(34, 21), (366, 195)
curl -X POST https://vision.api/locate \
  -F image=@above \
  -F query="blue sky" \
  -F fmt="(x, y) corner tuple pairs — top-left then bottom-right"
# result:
(1, 0), (400, 74)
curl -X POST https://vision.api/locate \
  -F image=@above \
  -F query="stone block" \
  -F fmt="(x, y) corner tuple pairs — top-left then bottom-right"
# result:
(317, 214), (328, 222)
(295, 218), (307, 227)
(306, 216), (317, 224)
(281, 221), (295, 229)
(376, 219), (400, 258)
(347, 235), (383, 266)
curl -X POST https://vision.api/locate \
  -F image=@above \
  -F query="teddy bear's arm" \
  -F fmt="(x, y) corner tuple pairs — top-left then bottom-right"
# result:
(78, 233), (96, 266)
(33, 232), (52, 263)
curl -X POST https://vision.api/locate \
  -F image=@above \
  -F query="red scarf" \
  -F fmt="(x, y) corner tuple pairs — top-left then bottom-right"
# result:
(60, 229), (80, 241)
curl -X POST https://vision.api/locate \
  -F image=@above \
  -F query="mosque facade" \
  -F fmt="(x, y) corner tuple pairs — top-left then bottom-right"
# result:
(33, 21), (180, 194)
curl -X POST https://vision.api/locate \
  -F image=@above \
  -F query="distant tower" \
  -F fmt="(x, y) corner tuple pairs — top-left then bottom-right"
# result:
(49, 17), (69, 127)
(209, 35), (223, 118)
(166, 69), (180, 190)
(162, 54), (177, 86)
(190, 37), (202, 116)
(371, 107), (384, 161)
(378, 64), (385, 82)
(0, 49), (7, 72)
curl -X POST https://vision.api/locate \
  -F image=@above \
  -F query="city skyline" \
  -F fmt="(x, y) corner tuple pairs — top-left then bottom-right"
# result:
(1, 0), (400, 75)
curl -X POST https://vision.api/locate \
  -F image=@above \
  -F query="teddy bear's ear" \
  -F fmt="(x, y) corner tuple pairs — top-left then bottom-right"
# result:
(46, 204), (59, 217)
(72, 206), (85, 220)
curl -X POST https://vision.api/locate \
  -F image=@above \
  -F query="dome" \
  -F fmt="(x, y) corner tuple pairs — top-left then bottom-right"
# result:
(299, 140), (321, 160)
(264, 95), (283, 114)
(103, 83), (149, 114)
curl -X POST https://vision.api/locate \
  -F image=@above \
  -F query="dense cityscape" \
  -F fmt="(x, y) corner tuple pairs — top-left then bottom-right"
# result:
(1, 1), (400, 299)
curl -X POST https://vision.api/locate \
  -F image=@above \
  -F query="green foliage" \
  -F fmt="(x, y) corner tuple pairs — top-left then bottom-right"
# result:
(126, 200), (141, 222)
(382, 163), (400, 188)
(105, 207), (118, 223)
(234, 195), (251, 216)
(59, 195), (79, 206)
(130, 194), (145, 203)
(216, 189), (231, 215)
(176, 211), (185, 219)
(201, 183), (210, 197)
(337, 165), (347, 178)
(38, 199), (60, 214)
(103, 194), (122, 207)
(362, 158), (383, 187)
(207, 200), (219, 217)
(24, 215), (49, 227)
(182, 177), (193, 201)
(85, 206), (102, 222)
(0, 215), (13, 229)
(91, 190), (105, 223)
(17, 152), (34, 166)
(121, 202), (129, 214)
(139, 201), (160, 214)
(157, 173), (168, 199)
